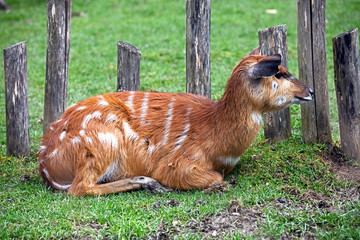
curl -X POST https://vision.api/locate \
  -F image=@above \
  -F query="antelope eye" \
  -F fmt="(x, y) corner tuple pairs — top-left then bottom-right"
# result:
(275, 72), (284, 79)
(275, 73), (283, 79)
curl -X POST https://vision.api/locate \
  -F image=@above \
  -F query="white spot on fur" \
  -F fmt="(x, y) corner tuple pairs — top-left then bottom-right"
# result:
(105, 114), (118, 123)
(140, 92), (149, 125)
(162, 98), (175, 146)
(272, 81), (278, 92)
(275, 97), (287, 106)
(72, 137), (80, 145)
(63, 120), (68, 126)
(98, 132), (118, 149)
(49, 149), (58, 158)
(39, 145), (46, 151)
(98, 99), (109, 106)
(75, 106), (87, 111)
(79, 129), (86, 136)
(251, 112), (263, 125)
(123, 121), (139, 141)
(50, 126), (54, 131)
(59, 131), (66, 141)
(42, 168), (71, 190)
(81, 111), (102, 128)
(125, 91), (135, 115)
(86, 137), (93, 145)
(220, 156), (241, 166)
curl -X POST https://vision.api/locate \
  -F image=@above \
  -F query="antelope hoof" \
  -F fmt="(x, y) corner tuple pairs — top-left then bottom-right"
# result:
(133, 176), (172, 193)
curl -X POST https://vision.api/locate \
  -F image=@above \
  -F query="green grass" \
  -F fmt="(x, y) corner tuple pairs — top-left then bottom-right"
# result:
(1, 0), (360, 238)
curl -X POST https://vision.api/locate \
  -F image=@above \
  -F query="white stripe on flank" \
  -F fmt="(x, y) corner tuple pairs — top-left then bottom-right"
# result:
(75, 106), (87, 111)
(125, 91), (135, 115)
(173, 107), (191, 151)
(81, 111), (102, 128)
(42, 168), (71, 190)
(105, 114), (118, 123)
(98, 132), (118, 149)
(147, 144), (156, 154)
(162, 98), (175, 146)
(86, 137), (93, 145)
(123, 120), (139, 141)
(59, 131), (66, 141)
(140, 92), (149, 125)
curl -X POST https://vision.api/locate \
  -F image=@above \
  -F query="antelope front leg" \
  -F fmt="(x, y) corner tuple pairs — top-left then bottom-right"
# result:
(87, 176), (170, 195)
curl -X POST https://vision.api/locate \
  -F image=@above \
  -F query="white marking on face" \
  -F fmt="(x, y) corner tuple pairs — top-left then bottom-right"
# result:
(96, 160), (118, 184)
(42, 168), (71, 190)
(98, 132), (118, 149)
(98, 99), (109, 106)
(140, 92), (149, 125)
(275, 97), (287, 106)
(59, 131), (66, 141)
(75, 106), (87, 111)
(272, 81), (278, 92)
(251, 112), (263, 125)
(49, 149), (58, 158)
(72, 137), (80, 145)
(220, 156), (241, 166)
(162, 98), (175, 146)
(79, 129), (86, 136)
(123, 120), (139, 141)
(125, 91), (135, 115)
(81, 111), (102, 128)
(105, 114), (119, 123)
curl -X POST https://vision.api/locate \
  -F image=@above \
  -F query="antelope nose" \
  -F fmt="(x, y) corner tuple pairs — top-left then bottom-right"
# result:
(309, 88), (314, 96)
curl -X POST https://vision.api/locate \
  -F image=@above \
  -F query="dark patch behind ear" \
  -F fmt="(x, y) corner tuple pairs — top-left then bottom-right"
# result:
(250, 54), (282, 78)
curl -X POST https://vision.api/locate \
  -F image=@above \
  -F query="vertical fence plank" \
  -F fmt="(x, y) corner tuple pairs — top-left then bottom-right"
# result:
(186, 0), (211, 98)
(297, 0), (332, 143)
(333, 28), (360, 162)
(117, 41), (141, 92)
(4, 41), (30, 157)
(43, 0), (71, 133)
(258, 25), (291, 142)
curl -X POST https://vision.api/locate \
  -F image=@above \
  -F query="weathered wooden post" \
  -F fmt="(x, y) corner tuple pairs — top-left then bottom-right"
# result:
(297, 0), (332, 143)
(4, 41), (30, 156)
(258, 25), (291, 142)
(333, 28), (360, 162)
(117, 41), (141, 92)
(186, 0), (211, 98)
(43, 0), (71, 133)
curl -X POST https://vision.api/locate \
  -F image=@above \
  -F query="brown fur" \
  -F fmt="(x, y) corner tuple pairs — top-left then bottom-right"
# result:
(39, 49), (312, 196)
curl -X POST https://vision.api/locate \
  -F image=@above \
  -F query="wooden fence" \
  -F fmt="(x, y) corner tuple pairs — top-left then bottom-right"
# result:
(3, 0), (359, 162)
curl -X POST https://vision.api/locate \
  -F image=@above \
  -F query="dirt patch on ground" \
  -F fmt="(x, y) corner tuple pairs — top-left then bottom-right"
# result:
(323, 145), (360, 183)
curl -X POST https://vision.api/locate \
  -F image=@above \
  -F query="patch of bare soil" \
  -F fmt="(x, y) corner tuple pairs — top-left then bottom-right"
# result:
(323, 145), (360, 183)
(148, 200), (265, 239)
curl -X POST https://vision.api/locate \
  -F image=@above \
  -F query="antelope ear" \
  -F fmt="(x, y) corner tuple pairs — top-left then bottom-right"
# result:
(249, 54), (282, 79)
(249, 46), (261, 56)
